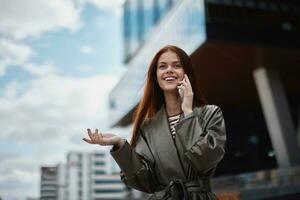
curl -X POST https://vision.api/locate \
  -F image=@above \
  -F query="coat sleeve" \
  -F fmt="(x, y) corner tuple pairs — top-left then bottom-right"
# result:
(110, 134), (159, 193)
(174, 105), (226, 174)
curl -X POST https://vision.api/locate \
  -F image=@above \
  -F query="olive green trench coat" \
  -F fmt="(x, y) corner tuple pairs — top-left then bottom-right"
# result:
(111, 105), (226, 200)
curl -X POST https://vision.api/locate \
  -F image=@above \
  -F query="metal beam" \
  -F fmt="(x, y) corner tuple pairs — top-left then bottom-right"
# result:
(253, 67), (300, 168)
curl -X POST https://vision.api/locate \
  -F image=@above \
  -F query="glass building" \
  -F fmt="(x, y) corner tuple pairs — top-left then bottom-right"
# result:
(109, 0), (300, 198)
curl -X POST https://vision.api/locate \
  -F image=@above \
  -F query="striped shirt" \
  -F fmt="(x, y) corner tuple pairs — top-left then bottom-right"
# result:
(168, 114), (181, 138)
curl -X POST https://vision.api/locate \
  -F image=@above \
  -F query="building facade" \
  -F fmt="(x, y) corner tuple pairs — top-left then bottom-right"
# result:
(109, 0), (300, 198)
(40, 166), (58, 200)
(57, 164), (67, 200)
(66, 151), (126, 200)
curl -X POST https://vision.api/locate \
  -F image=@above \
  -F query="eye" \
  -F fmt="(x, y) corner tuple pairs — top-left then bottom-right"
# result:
(174, 63), (182, 68)
(158, 65), (166, 69)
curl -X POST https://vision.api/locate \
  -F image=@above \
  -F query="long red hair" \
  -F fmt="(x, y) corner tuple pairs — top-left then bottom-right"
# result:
(130, 45), (207, 147)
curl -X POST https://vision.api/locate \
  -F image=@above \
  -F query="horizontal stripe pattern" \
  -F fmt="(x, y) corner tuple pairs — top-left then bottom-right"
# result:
(168, 114), (181, 138)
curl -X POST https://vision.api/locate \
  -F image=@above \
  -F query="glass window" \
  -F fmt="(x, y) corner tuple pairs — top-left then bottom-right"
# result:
(129, 0), (139, 55)
(124, 0), (131, 59)
(94, 161), (105, 166)
(143, 0), (154, 40)
(94, 170), (105, 175)
(94, 180), (121, 184)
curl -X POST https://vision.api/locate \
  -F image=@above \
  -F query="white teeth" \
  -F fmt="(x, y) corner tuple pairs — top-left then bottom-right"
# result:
(164, 77), (176, 81)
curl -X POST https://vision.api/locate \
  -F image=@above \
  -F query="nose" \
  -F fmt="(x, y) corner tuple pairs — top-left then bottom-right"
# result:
(166, 65), (174, 73)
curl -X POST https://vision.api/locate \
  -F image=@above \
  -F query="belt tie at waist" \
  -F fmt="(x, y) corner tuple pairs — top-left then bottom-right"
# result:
(166, 179), (188, 200)
(163, 178), (210, 200)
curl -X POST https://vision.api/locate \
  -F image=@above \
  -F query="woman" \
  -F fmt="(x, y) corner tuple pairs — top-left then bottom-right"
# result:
(83, 45), (227, 200)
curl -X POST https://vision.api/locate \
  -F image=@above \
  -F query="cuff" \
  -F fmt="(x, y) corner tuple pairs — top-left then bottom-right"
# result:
(175, 110), (197, 130)
(110, 140), (143, 177)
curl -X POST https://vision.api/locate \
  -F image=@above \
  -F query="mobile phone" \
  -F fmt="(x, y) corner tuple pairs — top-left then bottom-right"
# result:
(178, 87), (184, 100)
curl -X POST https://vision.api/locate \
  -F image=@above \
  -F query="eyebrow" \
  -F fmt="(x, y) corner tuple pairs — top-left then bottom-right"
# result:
(158, 61), (181, 64)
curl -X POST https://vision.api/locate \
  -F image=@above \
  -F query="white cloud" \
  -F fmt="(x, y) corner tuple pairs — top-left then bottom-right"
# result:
(0, 39), (33, 63)
(0, 72), (123, 199)
(23, 63), (56, 76)
(0, 74), (120, 143)
(0, 0), (125, 40)
(80, 45), (95, 55)
(0, 0), (84, 40)
(0, 38), (56, 77)
(0, 39), (33, 72)
(0, 39), (33, 76)
(0, 170), (39, 200)
(3, 80), (19, 99)
(0, 154), (40, 199)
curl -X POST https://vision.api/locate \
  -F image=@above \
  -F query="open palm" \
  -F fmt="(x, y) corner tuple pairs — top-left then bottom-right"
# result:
(83, 129), (123, 146)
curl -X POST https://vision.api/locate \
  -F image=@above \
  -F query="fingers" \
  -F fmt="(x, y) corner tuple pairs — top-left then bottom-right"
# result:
(93, 129), (99, 141)
(178, 74), (189, 85)
(184, 74), (190, 82)
(178, 79), (185, 85)
(87, 128), (93, 140)
(85, 128), (103, 144)
(184, 74), (190, 84)
(177, 74), (193, 98)
(177, 74), (187, 90)
(177, 84), (186, 91)
(84, 130), (119, 146)
(177, 81), (186, 88)
(95, 131), (101, 144)
(178, 74), (190, 85)
(179, 74), (193, 90)
(82, 138), (93, 144)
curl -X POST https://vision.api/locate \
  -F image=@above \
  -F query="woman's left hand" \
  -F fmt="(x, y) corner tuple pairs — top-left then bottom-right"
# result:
(178, 74), (193, 116)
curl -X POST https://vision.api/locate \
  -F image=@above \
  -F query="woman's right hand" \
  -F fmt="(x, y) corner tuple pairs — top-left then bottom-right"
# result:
(83, 128), (125, 148)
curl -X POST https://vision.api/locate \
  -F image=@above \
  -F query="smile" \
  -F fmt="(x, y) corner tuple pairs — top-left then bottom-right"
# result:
(163, 76), (177, 81)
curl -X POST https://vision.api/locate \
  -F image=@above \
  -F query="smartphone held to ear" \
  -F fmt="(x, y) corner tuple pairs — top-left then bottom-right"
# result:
(178, 76), (185, 100)
(178, 87), (184, 99)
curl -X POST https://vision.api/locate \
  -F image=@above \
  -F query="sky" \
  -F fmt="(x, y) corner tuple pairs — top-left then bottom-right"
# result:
(0, 0), (128, 199)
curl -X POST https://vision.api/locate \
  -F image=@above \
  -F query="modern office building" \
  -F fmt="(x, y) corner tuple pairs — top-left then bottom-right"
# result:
(40, 166), (58, 200)
(57, 164), (67, 200)
(66, 152), (89, 200)
(66, 151), (127, 200)
(109, 0), (300, 199)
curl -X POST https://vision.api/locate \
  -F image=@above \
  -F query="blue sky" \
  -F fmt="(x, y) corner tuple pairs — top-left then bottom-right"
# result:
(0, 0), (127, 199)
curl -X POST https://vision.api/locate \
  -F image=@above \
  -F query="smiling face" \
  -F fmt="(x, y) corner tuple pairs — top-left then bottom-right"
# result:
(156, 50), (185, 93)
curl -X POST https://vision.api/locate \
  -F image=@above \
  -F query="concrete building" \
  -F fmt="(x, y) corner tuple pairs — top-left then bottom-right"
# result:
(66, 151), (126, 200)
(109, 0), (300, 199)
(57, 164), (67, 200)
(40, 166), (58, 200)
(66, 152), (89, 200)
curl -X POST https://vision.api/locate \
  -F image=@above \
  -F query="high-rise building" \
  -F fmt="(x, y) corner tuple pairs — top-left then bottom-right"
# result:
(66, 152), (88, 200)
(40, 166), (58, 200)
(57, 164), (67, 200)
(66, 151), (126, 200)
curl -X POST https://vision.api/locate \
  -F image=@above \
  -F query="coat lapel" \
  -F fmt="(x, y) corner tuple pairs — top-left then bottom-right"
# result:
(144, 105), (186, 180)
